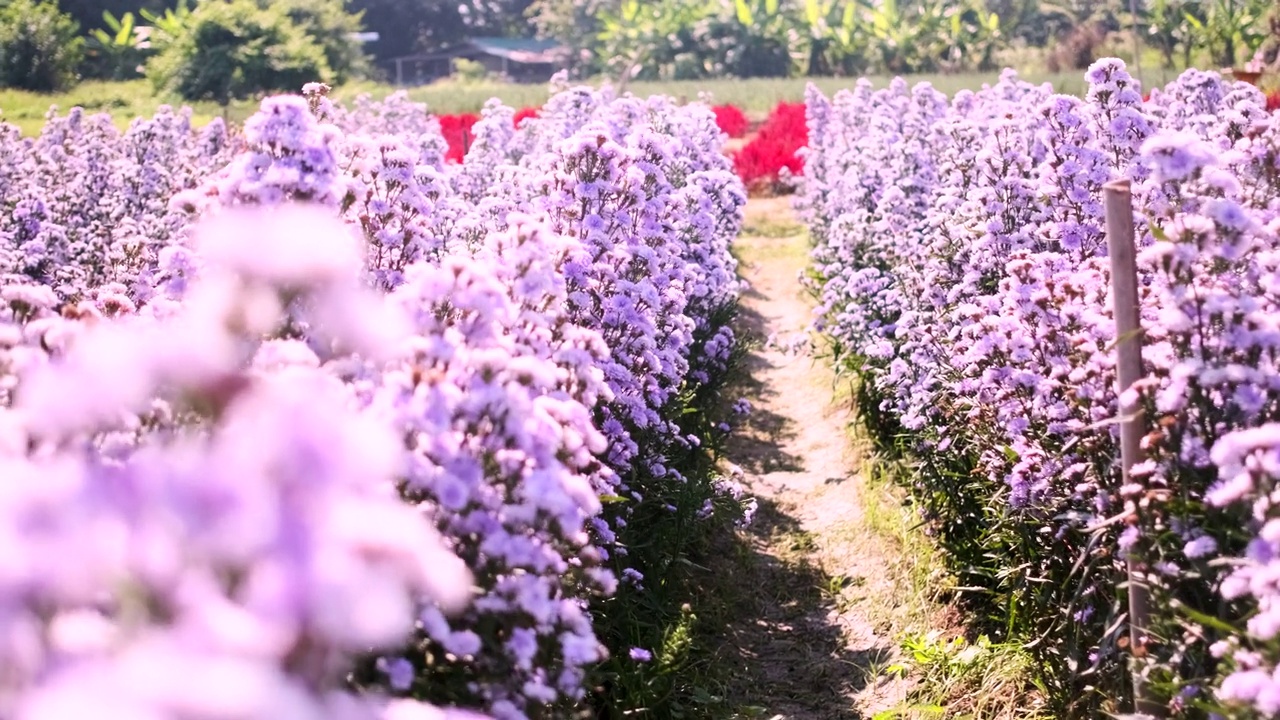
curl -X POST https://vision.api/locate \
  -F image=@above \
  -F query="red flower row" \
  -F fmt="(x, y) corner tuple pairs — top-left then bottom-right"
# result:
(436, 106), (543, 163)
(435, 101), (807, 195)
(730, 102), (807, 193)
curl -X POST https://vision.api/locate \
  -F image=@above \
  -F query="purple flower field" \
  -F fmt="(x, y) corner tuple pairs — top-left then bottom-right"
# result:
(0, 78), (749, 720)
(802, 59), (1280, 716)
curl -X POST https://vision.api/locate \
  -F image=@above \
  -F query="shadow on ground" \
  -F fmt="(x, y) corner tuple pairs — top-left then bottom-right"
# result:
(723, 299), (806, 475)
(694, 305), (892, 720)
(701, 494), (890, 720)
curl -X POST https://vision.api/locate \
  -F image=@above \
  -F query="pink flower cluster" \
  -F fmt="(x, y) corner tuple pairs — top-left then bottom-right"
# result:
(0, 79), (746, 720)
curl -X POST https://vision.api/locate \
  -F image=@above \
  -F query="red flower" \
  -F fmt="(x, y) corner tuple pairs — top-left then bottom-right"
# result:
(514, 106), (541, 126)
(712, 104), (749, 139)
(732, 101), (807, 192)
(437, 113), (480, 163)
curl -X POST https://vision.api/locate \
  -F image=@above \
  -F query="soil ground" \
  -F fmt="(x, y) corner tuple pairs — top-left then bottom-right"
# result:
(711, 196), (957, 720)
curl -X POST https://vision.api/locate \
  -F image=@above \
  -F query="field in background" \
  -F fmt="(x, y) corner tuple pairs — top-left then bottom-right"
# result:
(0, 80), (254, 136)
(0, 71), (1087, 136)
(386, 70), (1087, 113)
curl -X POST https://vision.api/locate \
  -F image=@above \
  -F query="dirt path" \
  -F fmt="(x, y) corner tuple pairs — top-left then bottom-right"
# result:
(714, 196), (935, 719)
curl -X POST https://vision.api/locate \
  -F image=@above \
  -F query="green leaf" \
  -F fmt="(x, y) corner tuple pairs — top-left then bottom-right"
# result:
(805, 0), (822, 25)
(1179, 603), (1241, 635)
(842, 2), (857, 31)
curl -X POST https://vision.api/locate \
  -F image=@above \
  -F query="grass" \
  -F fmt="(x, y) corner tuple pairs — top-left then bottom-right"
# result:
(873, 631), (1047, 720)
(857, 453), (1049, 720)
(618, 71), (1085, 110)
(829, 368), (1050, 720)
(0, 79), (257, 136)
(0, 69), (1089, 136)
(739, 204), (806, 240)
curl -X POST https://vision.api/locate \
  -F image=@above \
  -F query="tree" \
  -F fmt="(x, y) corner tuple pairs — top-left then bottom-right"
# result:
(1183, 0), (1269, 67)
(344, 0), (465, 81)
(528, 0), (608, 73)
(83, 10), (151, 80)
(57, 0), (168, 31)
(348, 0), (533, 74)
(276, 0), (369, 81)
(0, 0), (84, 91)
(145, 0), (336, 105)
(457, 0), (537, 36)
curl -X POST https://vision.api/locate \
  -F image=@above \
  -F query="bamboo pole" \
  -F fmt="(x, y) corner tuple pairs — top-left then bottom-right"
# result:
(1103, 178), (1162, 718)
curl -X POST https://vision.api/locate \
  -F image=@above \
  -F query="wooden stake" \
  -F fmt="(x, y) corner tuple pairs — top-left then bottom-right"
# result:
(1103, 178), (1162, 718)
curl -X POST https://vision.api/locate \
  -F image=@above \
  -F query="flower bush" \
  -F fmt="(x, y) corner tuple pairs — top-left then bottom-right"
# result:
(0, 79), (747, 720)
(711, 103), (749, 139)
(802, 60), (1280, 717)
(436, 112), (480, 164)
(732, 101), (806, 194)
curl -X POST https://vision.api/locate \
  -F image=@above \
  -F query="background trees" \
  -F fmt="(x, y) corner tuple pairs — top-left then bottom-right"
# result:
(140, 0), (364, 104)
(1, 0), (1279, 95)
(0, 0), (84, 91)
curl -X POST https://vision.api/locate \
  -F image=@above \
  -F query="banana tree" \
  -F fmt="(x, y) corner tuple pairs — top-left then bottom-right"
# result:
(730, 0), (805, 74)
(1145, 0), (1197, 69)
(936, 0), (1003, 71)
(597, 0), (713, 83)
(85, 10), (150, 79)
(865, 0), (958, 73)
(1183, 0), (1269, 67)
(802, 0), (871, 75)
(139, 0), (197, 50)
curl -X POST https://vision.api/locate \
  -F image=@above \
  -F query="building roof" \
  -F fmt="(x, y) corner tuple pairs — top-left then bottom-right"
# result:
(468, 37), (562, 59)
(392, 37), (567, 65)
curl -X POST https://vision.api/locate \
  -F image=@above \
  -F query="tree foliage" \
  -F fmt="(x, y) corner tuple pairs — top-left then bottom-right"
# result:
(145, 0), (364, 105)
(57, 0), (168, 31)
(0, 0), (84, 92)
(549, 0), (1006, 80)
(347, 0), (535, 74)
(83, 10), (150, 80)
(33, 0), (1280, 87)
(276, 0), (369, 81)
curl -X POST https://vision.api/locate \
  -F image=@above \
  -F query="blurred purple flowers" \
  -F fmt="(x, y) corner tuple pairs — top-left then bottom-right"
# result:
(0, 80), (749, 719)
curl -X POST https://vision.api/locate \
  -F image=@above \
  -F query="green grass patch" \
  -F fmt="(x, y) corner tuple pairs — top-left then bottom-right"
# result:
(832, 371), (1049, 719)
(739, 215), (805, 241)
(376, 71), (1087, 116)
(0, 70), (1087, 136)
(859, 454), (1049, 720)
(616, 71), (1086, 112)
(873, 632), (1047, 720)
(348, 70), (1087, 116)
(0, 79), (258, 135)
